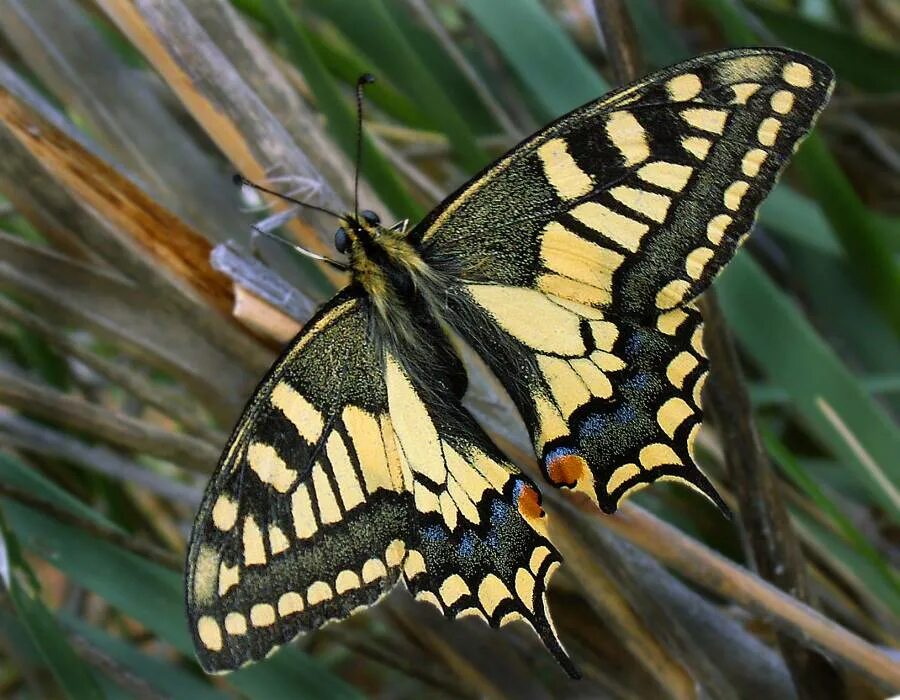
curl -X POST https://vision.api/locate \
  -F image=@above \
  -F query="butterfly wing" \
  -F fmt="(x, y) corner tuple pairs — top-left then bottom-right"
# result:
(382, 348), (574, 676)
(186, 289), (414, 672)
(412, 48), (833, 511)
(448, 285), (715, 513)
(187, 290), (573, 675)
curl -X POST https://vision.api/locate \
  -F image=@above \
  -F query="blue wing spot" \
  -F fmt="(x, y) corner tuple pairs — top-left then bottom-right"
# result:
(422, 525), (446, 543)
(580, 404), (637, 439)
(580, 413), (609, 436)
(626, 372), (650, 391)
(511, 479), (527, 501)
(546, 445), (576, 462)
(458, 531), (476, 558)
(615, 404), (637, 424)
(623, 331), (645, 357)
(490, 499), (511, 522)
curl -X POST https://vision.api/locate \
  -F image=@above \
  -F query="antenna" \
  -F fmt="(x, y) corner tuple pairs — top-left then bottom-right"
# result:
(233, 174), (342, 220)
(354, 73), (375, 222)
(251, 225), (348, 272)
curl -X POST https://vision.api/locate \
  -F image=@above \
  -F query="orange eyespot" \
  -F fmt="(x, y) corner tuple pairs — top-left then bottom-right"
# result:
(546, 453), (588, 487)
(516, 483), (545, 520)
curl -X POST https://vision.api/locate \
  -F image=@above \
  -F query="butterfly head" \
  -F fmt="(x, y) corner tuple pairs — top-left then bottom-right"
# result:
(334, 209), (382, 255)
(334, 209), (436, 319)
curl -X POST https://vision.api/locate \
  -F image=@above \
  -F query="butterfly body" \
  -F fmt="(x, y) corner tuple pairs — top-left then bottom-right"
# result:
(187, 48), (833, 678)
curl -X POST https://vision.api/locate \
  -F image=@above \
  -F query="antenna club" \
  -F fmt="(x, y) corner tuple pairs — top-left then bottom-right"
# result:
(358, 73), (376, 86)
(232, 173), (245, 187)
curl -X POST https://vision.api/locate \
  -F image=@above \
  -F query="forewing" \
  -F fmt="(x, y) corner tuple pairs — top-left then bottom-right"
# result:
(419, 49), (832, 511)
(186, 290), (413, 672)
(414, 48), (833, 319)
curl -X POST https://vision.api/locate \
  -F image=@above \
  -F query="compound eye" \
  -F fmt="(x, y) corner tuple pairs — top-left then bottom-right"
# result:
(360, 210), (380, 226)
(334, 227), (350, 254)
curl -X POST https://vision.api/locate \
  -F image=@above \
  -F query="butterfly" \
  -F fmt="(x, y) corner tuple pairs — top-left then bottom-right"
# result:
(186, 48), (833, 678)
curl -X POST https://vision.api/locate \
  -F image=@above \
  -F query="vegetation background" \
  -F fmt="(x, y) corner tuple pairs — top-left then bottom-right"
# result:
(0, 0), (897, 697)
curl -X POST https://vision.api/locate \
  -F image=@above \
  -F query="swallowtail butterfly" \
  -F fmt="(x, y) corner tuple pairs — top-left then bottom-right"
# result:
(186, 48), (833, 678)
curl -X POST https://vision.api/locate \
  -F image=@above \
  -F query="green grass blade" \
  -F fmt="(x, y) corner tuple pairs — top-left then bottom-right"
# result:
(259, 0), (422, 218)
(380, 2), (499, 135)
(764, 431), (900, 616)
(791, 136), (900, 337)
(0, 510), (104, 699)
(64, 616), (229, 700)
(717, 256), (900, 522)
(460, 0), (608, 119)
(627, 0), (692, 67)
(308, 23), (430, 128)
(748, 1), (900, 93)
(315, 0), (490, 168)
(791, 508), (900, 624)
(694, 1), (900, 335)
(758, 187), (841, 256)
(779, 242), (900, 415)
(692, 0), (757, 44)
(751, 375), (900, 406)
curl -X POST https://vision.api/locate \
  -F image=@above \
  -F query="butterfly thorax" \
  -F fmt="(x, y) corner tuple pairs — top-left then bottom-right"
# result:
(339, 214), (439, 322)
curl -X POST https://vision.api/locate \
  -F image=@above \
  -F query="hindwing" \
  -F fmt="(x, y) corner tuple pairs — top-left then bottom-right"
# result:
(415, 48), (833, 510)
(383, 351), (573, 675)
(451, 285), (717, 512)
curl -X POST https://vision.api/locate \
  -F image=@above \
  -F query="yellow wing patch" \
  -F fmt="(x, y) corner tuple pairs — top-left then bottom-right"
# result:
(537, 138), (593, 200)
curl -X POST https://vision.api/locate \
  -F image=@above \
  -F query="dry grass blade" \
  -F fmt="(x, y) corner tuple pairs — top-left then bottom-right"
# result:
(0, 365), (219, 473)
(548, 514), (697, 700)
(0, 480), (182, 570)
(97, 0), (346, 286)
(183, 0), (387, 217)
(702, 295), (843, 697)
(0, 0), (249, 240)
(0, 413), (202, 506)
(210, 242), (318, 323)
(322, 625), (467, 698)
(387, 595), (550, 700)
(600, 502), (900, 692)
(0, 295), (223, 444)
(0, 76), (111, 264)
(367, 128), (449, 204)
(592, 0), (643, 88)
(232, 286), (304, 345)
(66, 631), (170, 700)
(0, 66), (272, 376)
(556, 497), (797, 697)
(0, 232), (252, 416)
(404, 0), (523, 141)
